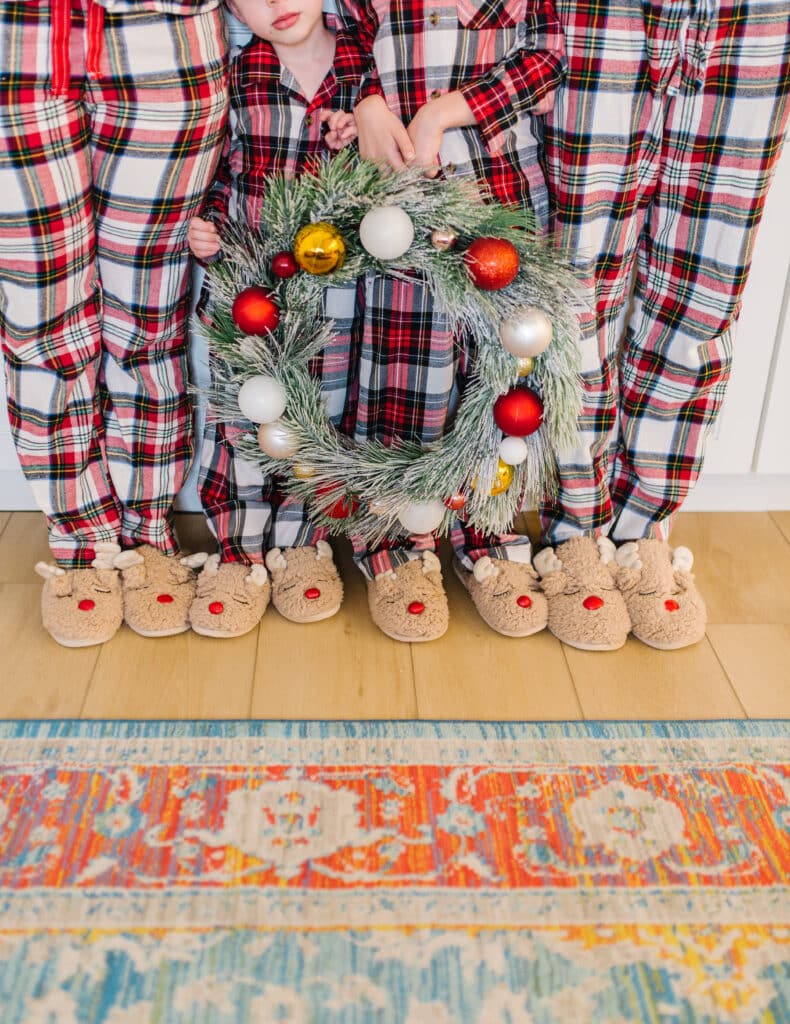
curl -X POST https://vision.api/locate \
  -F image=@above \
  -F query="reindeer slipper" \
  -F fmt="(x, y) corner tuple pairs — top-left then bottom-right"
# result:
(264, 542), (343, 623)
(115, 545), (197, 638)
(533, 536), (631, 651)
(614, 539), (707, 650)
(367, 551), (449, 642)
(35, 542), (124, 648)
(187, 555), (271, 638)
(453, 554), (547, 637)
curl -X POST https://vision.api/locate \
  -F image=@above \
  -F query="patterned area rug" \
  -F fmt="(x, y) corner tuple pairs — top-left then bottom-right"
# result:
(0, 720), (788, 1023)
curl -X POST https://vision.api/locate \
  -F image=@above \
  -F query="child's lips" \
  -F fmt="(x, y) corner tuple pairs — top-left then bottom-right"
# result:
(273, 11), (299, 29)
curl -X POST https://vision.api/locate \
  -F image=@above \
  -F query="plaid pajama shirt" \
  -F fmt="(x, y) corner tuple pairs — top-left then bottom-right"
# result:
(539, 0), (790, 545)
(197, 27), (366, 564)
(0, 0), (227, 567)
(338, 0), (566, 577)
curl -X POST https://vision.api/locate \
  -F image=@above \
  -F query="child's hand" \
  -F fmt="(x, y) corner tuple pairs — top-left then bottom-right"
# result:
(406, 104), (444, 178)
(354, 95), (415, 172)
(188, 217), (221, 260)
(321, 109), (358, 151)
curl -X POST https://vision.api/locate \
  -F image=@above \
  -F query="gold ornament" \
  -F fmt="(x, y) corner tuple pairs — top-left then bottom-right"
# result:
(489, 458), (514, 495)
(293, 222), (346, 275)
(431, 228), (458, 252)
(516, 355), (535, 377)
(471, 458), (515, 496)
(293, 463), (316, 479)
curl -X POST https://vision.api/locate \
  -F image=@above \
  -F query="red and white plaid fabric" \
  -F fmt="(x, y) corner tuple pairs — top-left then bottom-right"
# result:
(0, 0), (228, 566)
(540, 0), (790, 545)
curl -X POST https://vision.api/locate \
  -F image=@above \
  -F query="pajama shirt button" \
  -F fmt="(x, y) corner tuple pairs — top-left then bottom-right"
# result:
(445, 163), (456, 173)
(428, 12), (440, 24)
(304, 114), (313, 126)
(431, 89), (442, 99)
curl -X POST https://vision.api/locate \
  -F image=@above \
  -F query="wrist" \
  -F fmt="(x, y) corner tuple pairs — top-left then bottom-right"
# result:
(356, 94), (387, 114)
(431, 90), (476, 131)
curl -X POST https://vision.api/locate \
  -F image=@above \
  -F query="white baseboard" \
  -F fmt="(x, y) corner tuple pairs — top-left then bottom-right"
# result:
(2, 470), (789, 514)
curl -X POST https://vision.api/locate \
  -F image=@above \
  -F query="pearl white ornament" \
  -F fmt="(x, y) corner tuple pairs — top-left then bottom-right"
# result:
(398, 499), (446, 535)
(359, 206), (415, 261)
(499, 307), (553, 358)
(257, 420), (298, 458)
(498, 436), (529, 466)
(369, 499), (389, 516)
(238, 375), (287, 423)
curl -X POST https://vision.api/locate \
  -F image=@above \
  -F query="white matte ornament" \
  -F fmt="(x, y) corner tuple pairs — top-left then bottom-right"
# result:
(359, 206), (415, 261)
(499, 436), (529, 466)
(499, 307), (553, 358)
(257, 420), (298, 458)
(238, 375), (287, 423)
(398, 499), (446, 535)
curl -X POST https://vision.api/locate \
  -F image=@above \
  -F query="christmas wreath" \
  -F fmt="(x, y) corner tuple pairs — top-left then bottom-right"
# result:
(200, 152), (582, 544)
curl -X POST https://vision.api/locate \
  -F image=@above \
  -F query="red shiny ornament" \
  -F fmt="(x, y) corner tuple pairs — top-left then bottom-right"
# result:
(272, 251), (298, 278)
(78, 599), (95, 612)
(516, 594), (532, 608)
(408, 601), (425, 615)
(463, 237), (520, 290)
(157, 593), (174, 604)
(231, 286), (280, 335)
(493, 386), (544, 437)
(315, 483), (360, 519)
(208, 601), (224, 615)
(583, 594), (604, 611)
(444, 493), (467, 511)
(665, 599), (680, 612)
(305, 587), (321, 600)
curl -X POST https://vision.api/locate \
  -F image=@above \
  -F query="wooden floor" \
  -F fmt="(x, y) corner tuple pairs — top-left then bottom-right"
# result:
(1, 509), (788, 721)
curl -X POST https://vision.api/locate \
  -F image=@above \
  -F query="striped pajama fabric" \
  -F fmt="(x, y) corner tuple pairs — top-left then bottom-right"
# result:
(0, 0), (228, 566)
(539, 0), (790, 545)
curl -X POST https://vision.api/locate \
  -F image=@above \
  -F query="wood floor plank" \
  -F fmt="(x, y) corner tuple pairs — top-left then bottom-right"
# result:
(770, 511), (790, 545)
(566, 635), (745, 719)
(411, 544), (582, 721)
(0, 513), (50, 583)
(0, 583), (97, 717)
(0, 513), (10, 538)
(671, 511), (790, 624)
(707, 624), (790, 718)
(83, 627), (257, 719)
(251, 541), (416, 719)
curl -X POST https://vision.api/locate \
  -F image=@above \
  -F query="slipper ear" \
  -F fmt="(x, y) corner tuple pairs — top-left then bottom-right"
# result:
(533, 548), (566, 597)
(614, 541), (643, 591)
(35, 562), (72, 596)
(421, 550), (442, 575)
(245, 563), (269, 588)
(114, 550), (147, 588)
(265, 548), (287, 572)
(315, 540), (334, 563)
(597, 536), (619, 579)
(672, 549), (695, 591)
(472, 556), (499, 584)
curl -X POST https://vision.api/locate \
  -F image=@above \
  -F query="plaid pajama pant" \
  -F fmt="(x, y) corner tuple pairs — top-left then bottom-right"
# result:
(0, 0), (227, 566)
(539, 0), (790, 545)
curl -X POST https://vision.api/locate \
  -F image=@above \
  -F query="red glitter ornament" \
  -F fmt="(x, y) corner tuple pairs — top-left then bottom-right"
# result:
(272, 251), (298, 278)
(444, 493), (467, 511)
(231, 286), (280, 335)
(315, 483), (360, 519)
(493, 386), (544, 437)
(463, 237), (520, 290)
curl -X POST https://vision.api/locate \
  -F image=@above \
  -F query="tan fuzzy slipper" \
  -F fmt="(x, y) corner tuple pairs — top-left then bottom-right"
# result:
(533, 536), (631, 651)
(615, 539), (707, 650)
(188, 555), (270, 638)
(454, 556), (547, 637)
(116, 545), (197, 638)
(35, 542), (123, 648)
(367, 551), (449, 642)
(265, 542), (343, 623)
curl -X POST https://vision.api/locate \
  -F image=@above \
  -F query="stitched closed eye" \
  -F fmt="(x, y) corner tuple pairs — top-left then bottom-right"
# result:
(638, 589), (658, 597)
(232, 595), (251, 606)
(92, 586), (112, 594)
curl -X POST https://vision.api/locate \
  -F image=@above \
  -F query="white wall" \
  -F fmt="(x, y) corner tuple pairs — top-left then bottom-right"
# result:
(1, 144), (788, 512)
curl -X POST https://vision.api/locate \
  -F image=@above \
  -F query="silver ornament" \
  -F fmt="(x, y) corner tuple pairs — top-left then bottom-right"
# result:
(431, 228), (458, 252)
(257, 420), (298, 459)
(499, 307), (553, 358)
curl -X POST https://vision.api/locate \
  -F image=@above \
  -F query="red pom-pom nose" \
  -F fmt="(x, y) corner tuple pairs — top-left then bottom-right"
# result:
(78, 599), (95, 612)
(157, 593), (174, 604)
(583, 595), (604, 611)
(408, 601), (425, 615)
(304, 587), (321, 600)
(516, 594), (532, 608)
(208, 601), (224, 615)
(665, 599), (680, 612)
